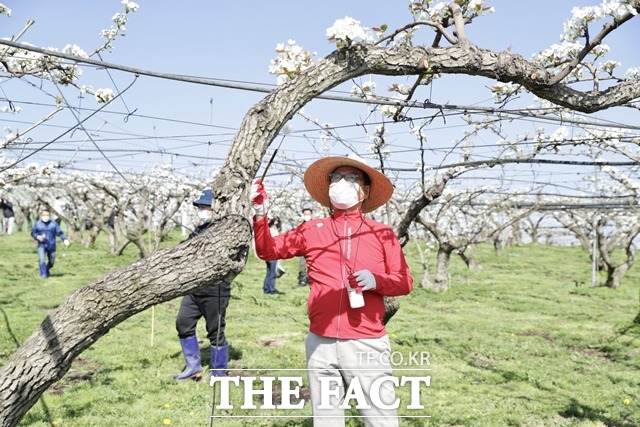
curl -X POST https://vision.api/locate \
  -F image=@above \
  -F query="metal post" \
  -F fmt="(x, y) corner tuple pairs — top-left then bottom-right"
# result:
(592, 217), (597, 287)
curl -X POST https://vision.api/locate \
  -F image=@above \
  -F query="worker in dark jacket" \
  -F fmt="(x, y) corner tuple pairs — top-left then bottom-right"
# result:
(0, 196), (15, 236)
(173, 189), (231, 380)
(31, 209), (70, 278)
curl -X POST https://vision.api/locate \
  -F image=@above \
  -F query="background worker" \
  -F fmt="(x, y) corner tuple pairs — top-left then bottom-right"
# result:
(0, 196), (15, 236)
(173, 189), (231, 380)
(31, 209), (70, 278)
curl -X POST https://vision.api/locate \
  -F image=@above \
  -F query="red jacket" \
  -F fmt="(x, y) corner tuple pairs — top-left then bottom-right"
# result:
(254, 210), (413, 339)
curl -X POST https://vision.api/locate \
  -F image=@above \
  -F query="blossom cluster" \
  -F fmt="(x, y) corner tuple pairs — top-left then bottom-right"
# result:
(533, 1), (637, 79)
(80, 86), (116, 104)
(491, 82), (522, 103)
(350, 80), (377, 100)
(624, 67), (640, 80)
(268, 40), (316, 85)
(100, 0), (139, 49)
(410, 0), (494, 24)
(562, 1), (638, 42)
(369, 125), (391, 159)
(326, 17), (373, 49)
(0, 0), (138, 104)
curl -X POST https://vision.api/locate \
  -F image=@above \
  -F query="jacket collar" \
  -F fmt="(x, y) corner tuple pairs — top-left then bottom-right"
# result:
(330, 209), (364, 220)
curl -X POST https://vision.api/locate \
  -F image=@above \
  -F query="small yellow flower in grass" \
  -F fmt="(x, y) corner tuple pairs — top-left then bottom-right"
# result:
(163, 403), (171, 409)
(623, 398), (631, 405)
(51, 421), (59, 426)
(189, 411), (195, 416)
(163, 419), (171, 425)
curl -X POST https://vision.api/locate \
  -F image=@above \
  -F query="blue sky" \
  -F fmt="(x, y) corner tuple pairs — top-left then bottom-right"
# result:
(1, 1), (639, 195)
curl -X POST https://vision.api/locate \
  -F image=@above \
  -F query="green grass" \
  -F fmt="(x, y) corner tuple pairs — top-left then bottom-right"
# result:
(1, 229), (639, 427)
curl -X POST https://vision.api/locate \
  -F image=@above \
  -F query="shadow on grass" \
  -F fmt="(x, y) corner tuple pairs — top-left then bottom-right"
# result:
(559, 398), (626, 427)
(0, 306), (20, 348)
(198, 344), (243, 367)
(616, 312), (640, 337)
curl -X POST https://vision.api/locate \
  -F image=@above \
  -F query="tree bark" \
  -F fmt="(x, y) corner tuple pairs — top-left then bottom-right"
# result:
(0, 215), (251, 426)
(419, 268), (433, 289)
(396, 169), (460, 246)
(603, 243), (635, 290)
(423, 244), (453, 293)
(81, 224), (101, 248)
(383, 297), (400, 325)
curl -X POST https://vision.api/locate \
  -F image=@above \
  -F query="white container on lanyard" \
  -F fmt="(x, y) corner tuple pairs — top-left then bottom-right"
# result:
(336, 216), (365, 309)
(348, 288), (365, 309)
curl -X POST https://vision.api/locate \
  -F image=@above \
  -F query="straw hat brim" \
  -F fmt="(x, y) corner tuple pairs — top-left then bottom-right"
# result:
(303, 156), (394, 213)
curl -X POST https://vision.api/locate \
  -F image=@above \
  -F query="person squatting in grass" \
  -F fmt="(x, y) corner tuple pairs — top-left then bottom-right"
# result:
(173, 189), (231, 381)
(251, 154), (413, 427)
(31, 209), (70, 279)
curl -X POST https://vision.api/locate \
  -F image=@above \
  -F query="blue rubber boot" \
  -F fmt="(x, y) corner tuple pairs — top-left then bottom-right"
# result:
(209, 344), (229, 377)
(39, 263), (48, 279)
(173, 336), (203, 380)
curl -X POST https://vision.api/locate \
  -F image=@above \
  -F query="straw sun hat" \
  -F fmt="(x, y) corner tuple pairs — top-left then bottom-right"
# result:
(303, 154), (394, 213)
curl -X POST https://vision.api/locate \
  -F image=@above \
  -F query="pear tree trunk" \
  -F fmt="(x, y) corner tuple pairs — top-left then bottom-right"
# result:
(0, 216), (251, 427)
(422, 243), (453, 293)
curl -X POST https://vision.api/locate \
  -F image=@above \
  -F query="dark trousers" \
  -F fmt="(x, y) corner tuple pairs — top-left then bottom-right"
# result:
(176, 284), (230, 346)
(37, 247), (56, 269)
(298, 256), (309, 285)
(263, 260), (277, 294)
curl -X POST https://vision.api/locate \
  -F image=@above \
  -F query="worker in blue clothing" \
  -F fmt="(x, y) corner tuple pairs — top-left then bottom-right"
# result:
(173, 189), (231, 380)
(31, 209), (70, 279)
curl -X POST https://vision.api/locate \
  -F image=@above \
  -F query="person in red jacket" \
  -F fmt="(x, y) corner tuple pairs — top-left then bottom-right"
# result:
(251, 154), (413, 427)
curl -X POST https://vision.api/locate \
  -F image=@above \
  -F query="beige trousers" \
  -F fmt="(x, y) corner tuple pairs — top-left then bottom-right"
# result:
(305, 332), (399, 427)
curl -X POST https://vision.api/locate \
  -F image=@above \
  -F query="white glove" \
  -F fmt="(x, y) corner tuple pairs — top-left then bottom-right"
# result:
(250, 179), (269, 216)
(349, 270), (377, 292)
(63, 239), (70, 247)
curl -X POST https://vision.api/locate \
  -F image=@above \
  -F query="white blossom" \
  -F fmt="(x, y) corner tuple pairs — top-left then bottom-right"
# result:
(100, 27), (119, 41)
(0, 106), (20, 113)
(549, 127), (569, 143)
(326, 17), (373, 48)
(121, 0), (139, 13)
(112, 13), (127, 28)
(268, 40), (316, 85)
(624, 67), (640, 80)
(350, 80), (377, 99)
(599, 60), (621, 75)
(491, 82), (521, 103)
(62, 44), (89, 58)
(95, 88), (115, 103)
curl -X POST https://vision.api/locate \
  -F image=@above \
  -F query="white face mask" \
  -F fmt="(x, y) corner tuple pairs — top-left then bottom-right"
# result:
(197, 210), (212, 221)
(303, 215), (312, 222)
(329, 180), (361, 210)
(41, 216), (51, 222)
